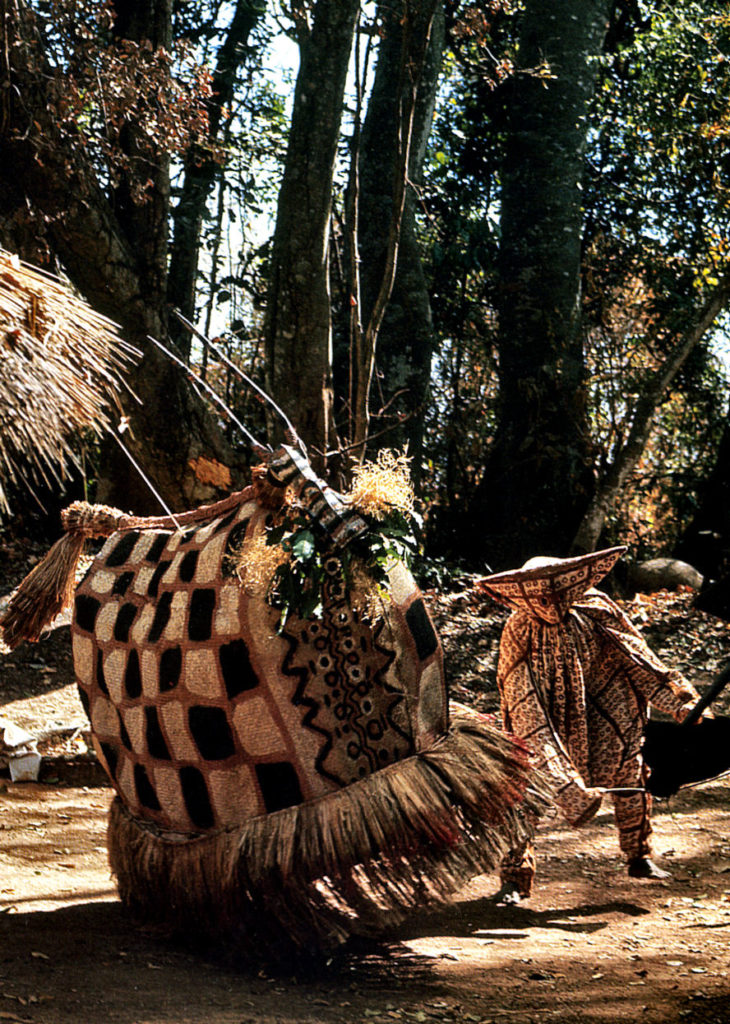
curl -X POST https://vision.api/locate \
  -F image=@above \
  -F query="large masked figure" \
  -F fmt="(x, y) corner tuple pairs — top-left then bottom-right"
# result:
(1, 446), (551, 957)
(477, 547), (704, 899)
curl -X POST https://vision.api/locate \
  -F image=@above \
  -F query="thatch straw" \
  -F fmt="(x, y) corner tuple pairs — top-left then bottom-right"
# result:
(0, 249), (137, 511)
(107, 717), (552, 958)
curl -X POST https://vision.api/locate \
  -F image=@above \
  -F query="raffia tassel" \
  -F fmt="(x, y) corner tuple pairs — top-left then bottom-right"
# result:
(0, 500), (127, 650)
(0, 531), (86, 649)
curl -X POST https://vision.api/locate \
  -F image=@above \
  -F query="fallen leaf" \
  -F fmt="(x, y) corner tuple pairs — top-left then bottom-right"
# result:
(187, 456), (232, 489)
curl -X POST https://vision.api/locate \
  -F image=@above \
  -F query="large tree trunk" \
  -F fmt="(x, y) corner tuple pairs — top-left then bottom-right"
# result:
(679, 415), (730, 577)
(355, 0), (444, 483)
(110, 0), (172, 302)
(680, 417), (730, 575)
(263, 0), (360, 459)
(465, 0), (612, 569)
(0, 0), (236, 513)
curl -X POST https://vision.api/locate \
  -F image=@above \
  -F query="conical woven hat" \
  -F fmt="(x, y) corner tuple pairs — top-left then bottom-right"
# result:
(476, 547), (626, 623)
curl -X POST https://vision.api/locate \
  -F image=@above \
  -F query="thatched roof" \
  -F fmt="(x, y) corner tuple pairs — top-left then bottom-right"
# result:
(0, 249), (137, 511)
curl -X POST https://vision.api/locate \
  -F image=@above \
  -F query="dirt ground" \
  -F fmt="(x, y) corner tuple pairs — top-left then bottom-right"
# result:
(2, 558), (730, 1023)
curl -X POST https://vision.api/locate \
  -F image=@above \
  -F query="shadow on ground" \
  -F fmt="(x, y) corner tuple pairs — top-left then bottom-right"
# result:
(393, 895), (650, 943)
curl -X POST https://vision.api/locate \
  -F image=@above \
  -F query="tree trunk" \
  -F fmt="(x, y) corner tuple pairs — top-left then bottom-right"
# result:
(679, 414), (730, 616)
(466, 0), (612, 569)
(263, 0), (360, 460)
(573, 270), (730, 554)
(110, 0), (172, 302)
(677, 415), (730, 579)
(167, 0), (264, 357)
(355, 0), (444, 481)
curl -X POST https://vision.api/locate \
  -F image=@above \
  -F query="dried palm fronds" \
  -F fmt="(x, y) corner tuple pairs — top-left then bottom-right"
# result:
(347, 555), (391, 621)
(0, 499), (130, 648)
(0, 249), (137, 511)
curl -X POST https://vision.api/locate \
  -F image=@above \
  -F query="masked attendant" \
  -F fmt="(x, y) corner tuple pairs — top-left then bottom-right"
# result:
(476, 547), (705, 901)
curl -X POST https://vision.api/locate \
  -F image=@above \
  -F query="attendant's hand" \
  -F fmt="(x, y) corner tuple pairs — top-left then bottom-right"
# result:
(569, 787), (604, 827)
(677, 701), (714, 723)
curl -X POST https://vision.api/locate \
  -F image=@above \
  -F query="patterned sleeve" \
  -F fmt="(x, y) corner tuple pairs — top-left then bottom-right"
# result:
(580, 592), (701, 722)
(497, 615), (602, 827)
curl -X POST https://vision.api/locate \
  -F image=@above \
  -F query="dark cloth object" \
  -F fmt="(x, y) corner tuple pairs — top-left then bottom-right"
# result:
(644, 715), (730, 797)
(695, 575), (730, 620)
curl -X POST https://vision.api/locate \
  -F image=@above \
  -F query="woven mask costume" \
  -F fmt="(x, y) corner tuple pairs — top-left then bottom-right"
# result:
(477, 548), (701, 891)
(1, 447), (550, 956)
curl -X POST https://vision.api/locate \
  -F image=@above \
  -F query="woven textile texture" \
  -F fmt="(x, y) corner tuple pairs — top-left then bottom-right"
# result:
(59, 470), (555, 953)
(72, 482), (447, 833)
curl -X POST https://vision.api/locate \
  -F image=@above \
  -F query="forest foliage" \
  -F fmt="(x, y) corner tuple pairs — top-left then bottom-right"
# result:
(1, 0), (729, 575)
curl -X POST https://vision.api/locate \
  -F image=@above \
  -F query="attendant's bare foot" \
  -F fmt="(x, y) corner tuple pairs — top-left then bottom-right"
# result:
(628, 856), (671, 879)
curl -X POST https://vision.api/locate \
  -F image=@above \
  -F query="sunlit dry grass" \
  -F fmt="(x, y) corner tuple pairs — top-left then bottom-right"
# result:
(346, 448), (415, 520)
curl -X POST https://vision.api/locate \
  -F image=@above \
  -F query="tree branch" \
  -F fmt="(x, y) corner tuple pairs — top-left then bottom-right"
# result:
(351, 0), (439, 458)
(572, 269), (730, 554)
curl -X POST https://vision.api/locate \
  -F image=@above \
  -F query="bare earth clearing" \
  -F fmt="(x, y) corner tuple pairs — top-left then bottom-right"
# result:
(1, 544), (729, 1024)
